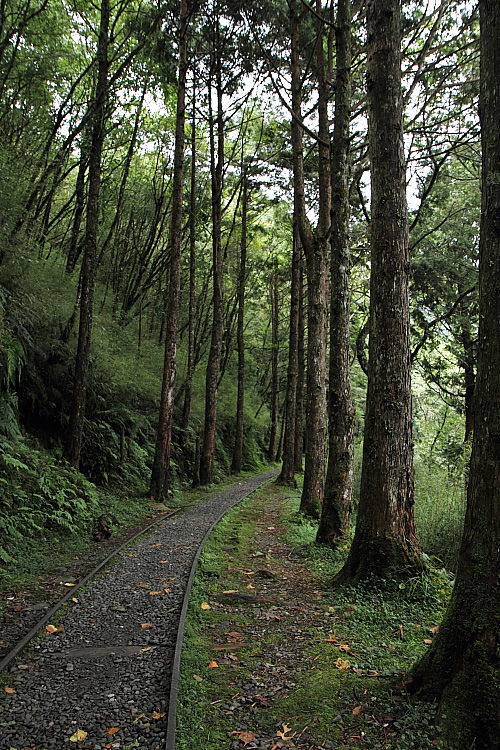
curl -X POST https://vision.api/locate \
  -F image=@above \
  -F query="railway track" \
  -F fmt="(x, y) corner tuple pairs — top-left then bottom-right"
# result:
(0, 470), (278, 750)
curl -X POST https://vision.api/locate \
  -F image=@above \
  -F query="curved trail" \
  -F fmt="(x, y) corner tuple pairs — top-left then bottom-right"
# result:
(0, 470), (278, 750)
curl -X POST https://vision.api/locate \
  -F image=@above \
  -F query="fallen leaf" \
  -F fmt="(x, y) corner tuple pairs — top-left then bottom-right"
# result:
(152, 711), (165, 719)
(339, 644), (351, 652)
(352, 705), (363, 716)
(430, 625), (439, 635)
(13, 605), (21, 611)
(46, 624), (64, 634)
(201, 602), (211, 610)
(223, 589), (239, 594)
(71, 597), (79, 603)
(193, 674), (203, 682)
(133, 714), (145, 722)
(335, 658), (350, 670)
(4, 686), (15, 694)
(163, 588), (171, 594)
(399, 624), (404, 639)
(208, 659), (219, 668)
(277, 723), (296, 740)
(232, 730), (256, 746)
(151, 543), (162, 547)
(246, 584), (255, 589)
(69, 729), (88, 742)
(105, 727), (120, 735)
(64, 582), (76, 587)
(160, 560), (169, 564)
(141, 623), (153, 628)
(140, 647), (152, 653)
(138, 582), (149, 589)
(149, 591), (162, 596)
(424, 638), (433, 645)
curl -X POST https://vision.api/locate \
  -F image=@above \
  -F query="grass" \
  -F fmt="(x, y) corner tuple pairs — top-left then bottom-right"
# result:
(176, 483), (455, 750)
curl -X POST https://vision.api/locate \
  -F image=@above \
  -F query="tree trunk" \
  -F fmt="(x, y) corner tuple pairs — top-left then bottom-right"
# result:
(267, 269), (280, 463)
(296, 0), (331, 518)
(150, 0), (189, 501)
(409, 4), (500, 746)
(231, 170), (248, 474)
(181, 78), (198, 438)
(200, 37), (224, 485)
(317, 0), (354, 545)
(294, 254), (305, 473)
(65, 0), (109, 470)
(277, 221), (301, 485)
(336, 0), (420, 581)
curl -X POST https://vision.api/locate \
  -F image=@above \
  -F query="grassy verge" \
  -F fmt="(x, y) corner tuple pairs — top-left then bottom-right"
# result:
(176, 484), (454, 749)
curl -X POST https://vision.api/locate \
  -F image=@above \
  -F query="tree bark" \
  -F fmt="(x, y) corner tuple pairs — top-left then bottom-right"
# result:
(150, 0), (189, 501)
(317, 0), (355, 545)
(231, 169), (248, 474)
(409, 3), (500, 746)
(181, 77), (198, 438)
(65, 0), (109, 470)
(294, 254), (305, 473)
(336, 0), (420, 581)
(277, 221), (301, 484)
(200, 32), (224, 485)
(267, 268), (280, 463)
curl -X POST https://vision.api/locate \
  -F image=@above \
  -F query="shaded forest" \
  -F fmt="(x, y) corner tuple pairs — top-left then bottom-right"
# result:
(0, 0), (499, 745)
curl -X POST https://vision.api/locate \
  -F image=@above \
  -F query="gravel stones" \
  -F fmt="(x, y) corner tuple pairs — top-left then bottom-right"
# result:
(0, 471), (277, 750)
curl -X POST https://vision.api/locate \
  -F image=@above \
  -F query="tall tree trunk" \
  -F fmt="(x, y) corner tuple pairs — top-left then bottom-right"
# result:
(277, 221), (301, 484)
(150, 0), (189, 501)
(200, 35), (224, 485)
(409, 5), (500, 746)
(294, 254), (305, 473)
(231, 170), (248, 474)
(181, 78), (198, 437)
(317, 0), (355, 545)
(297, 0), (331, 518)
(267, 269), (280, 463)
(65, 0), (109, 470)
(336, 0), (420, 581)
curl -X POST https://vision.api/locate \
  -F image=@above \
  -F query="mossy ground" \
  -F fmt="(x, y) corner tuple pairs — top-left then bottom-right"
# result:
(177, 483), (455, 749)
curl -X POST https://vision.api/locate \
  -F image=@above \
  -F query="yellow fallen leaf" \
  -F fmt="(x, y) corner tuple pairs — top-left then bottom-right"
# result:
(140, 647), (152, 653)
(193, 674), (203, 682)
(69, 729), (88, 742)
(133, 714), (145, 722)
(105, 727), (120, 735)
(423, 638), (433, 645)
(201, 602), (211, 610)
(223, 589), (239, 594)
(339, 644), (351, 652)
(208, 659), (219, 668)
(64, 582), (76, 587)
(152, 711), (165, 719)
(149, 591), (162, 596)
(71, 597), (79, 603)
(335, 658), (350, 670)
(160, 560), (169, 563)
(246, 584), (255, 590)
(141, 623), (153, 628)
(4, 686), (15, 694)
(163, 588), (171, 594)
(277, 723), (295, 740)
(46, 624), (64, 634)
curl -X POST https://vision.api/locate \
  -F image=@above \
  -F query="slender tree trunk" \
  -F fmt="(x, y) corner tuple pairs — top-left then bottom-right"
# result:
(317, 0), (355, 545)
(200, 37), (224, 485)
(296, 0), (331, 518)
(65, 0), (109, 470)
(150, 0), (189, 501)
(336, 0), (420, 581)
(231, 170), (248, 474)
(277, 221), (301, 484)
(409, 5), (500, 746)
(267, 269), (280, 463)
(294, 254), (305, 473)
(181, 78), (198, 437)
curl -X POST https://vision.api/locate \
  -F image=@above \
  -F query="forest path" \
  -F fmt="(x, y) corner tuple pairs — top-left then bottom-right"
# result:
(0, 469), (278, 749)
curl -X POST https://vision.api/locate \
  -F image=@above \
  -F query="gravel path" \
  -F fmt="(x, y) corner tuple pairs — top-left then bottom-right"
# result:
(0, 470), (278, 750)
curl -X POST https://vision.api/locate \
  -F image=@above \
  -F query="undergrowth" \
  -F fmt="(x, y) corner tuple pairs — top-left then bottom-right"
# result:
(177, 484), (456, 750)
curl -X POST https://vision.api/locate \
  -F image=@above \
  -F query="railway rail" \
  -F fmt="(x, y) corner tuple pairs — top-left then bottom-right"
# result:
(0, 469), (278, 750)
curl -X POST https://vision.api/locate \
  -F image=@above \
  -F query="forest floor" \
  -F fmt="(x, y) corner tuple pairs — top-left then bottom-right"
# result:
(176, 481), (452, 750)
